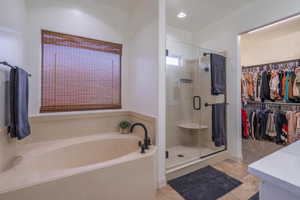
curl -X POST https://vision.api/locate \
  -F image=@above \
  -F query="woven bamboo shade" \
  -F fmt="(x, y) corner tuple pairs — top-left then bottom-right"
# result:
(41, 30), (122, 112)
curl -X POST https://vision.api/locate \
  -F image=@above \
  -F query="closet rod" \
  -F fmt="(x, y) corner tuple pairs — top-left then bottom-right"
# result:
(242, 58), (300, 69)
(0, 61), (31, 77)
(246, 100), (300, 106)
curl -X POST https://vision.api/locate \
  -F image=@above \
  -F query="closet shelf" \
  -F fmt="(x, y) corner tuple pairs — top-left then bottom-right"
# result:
(176, 122), (208, 130)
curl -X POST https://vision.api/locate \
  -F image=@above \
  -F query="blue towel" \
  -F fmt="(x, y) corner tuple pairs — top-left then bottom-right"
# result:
(212, 104), (226, 147)
(10, 67), (31, 140)
(211, 54), (226, 95)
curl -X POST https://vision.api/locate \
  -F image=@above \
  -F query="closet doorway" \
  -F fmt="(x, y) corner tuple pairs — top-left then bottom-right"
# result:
(240, 15), (300, 164)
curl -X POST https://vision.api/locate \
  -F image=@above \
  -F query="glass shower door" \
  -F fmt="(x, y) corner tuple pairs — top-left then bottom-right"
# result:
(194, 53), (227, 158)
(165, 40), (226, 170)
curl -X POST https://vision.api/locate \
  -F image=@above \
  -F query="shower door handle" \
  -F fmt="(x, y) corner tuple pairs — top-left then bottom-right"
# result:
(193, 96), (201, 110)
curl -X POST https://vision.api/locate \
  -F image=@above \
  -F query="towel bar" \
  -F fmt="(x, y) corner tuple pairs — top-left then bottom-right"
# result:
(0, 61), (32, 77)
(205, 103), (229, 107)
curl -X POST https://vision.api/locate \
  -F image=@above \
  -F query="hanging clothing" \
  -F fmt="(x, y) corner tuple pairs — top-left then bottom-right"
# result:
(281, 72), (286, 97)
(256, 73), (262, 101)
(278, 71), (283, 98)
(266, 113), (276, 137)
(274, 112), (288, 144)
(288, 72), (296, 100)
(286, 111), (297, 144)
(245, 73), (254, 99)
(241, 74), (249, 99)
(295, 112), (300, 140)
(284, 72), (289, 102)
(256, 110), (269, 140)
(243, 67), (300, 102)
(248, 111), (252, 137)
(242, 64), (300, 146)
(293, 68), (300, 97)
(248, 111), (254, 139)
(269, 71), (280, 100)
(260, 71), (270, 102)
(241, 109), (249, 137)
(252, 73), (258, 100)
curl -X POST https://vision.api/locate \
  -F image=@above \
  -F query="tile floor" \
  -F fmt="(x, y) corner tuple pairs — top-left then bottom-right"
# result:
(242, 139), (283, 165)
(156, 159), (261, 200)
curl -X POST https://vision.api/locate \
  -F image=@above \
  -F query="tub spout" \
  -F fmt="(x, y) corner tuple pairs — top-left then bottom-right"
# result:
(130, 123), (150, 150)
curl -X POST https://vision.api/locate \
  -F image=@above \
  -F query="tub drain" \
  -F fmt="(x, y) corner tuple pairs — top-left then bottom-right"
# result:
(177, 154), (184, 158)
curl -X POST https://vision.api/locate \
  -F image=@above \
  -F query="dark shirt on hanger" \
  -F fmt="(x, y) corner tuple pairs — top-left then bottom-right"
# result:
(274, 112), (288, 144)
(260, 71), (270, 102)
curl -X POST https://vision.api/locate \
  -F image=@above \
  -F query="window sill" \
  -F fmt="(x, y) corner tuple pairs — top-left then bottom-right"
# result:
(40, 104), (122, 113)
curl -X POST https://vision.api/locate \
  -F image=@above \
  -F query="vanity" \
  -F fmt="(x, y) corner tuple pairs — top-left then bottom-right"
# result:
(248, 141), (300, 200)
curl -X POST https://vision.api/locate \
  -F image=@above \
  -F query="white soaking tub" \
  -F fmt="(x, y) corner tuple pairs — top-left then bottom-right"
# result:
(0, 133), (157, 200)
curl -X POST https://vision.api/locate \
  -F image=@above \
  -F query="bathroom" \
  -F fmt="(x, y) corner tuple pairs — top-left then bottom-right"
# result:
(1, 0), (300, 200)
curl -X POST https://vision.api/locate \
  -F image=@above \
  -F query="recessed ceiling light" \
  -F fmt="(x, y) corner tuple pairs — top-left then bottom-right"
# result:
(177, 12), (187, 19)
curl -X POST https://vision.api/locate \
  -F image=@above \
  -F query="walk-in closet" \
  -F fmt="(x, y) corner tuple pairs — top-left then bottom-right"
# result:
(240, 16), (300, 164)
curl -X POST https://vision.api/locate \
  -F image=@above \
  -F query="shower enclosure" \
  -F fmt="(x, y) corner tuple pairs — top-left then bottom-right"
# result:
(165, 39), (227, 170)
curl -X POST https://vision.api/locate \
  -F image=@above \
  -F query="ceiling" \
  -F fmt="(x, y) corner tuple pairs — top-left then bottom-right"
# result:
(241, 16), (300, 41)
(166, 0), (253, 32)
(93, 0), (138, 10)
(28, 0), (139, 11)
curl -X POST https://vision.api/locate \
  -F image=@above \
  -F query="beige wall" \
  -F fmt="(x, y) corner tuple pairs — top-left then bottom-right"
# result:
(25, 0), (131, 115)
(241, 23), (300, 66)
(127, 0), (159, 117)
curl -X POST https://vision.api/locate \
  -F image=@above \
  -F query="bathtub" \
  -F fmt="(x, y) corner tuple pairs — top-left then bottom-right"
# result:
(0, 133), (157, 200)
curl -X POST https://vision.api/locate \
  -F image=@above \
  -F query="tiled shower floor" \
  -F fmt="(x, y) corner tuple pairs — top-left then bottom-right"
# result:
(166, 145), (214, 170)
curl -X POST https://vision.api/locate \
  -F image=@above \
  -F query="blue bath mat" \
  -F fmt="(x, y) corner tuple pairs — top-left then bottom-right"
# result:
(249, 192), (259, 200)
(168, 166), (242, 200)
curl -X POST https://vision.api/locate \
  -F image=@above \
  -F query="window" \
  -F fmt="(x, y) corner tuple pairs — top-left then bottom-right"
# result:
(166, 56), (180, 66)
(41, 30), (122, 112)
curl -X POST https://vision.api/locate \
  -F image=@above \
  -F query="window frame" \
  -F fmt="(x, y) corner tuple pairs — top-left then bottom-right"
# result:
(40, 30), (122, 113)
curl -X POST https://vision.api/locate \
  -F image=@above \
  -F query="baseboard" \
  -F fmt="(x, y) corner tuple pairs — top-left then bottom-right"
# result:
(158, 176), (167, 188)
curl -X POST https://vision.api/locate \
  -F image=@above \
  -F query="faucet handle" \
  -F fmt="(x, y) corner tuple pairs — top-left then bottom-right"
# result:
(140, 144), (146, 154)
(147, 138), (151, 146)
(138, 141), (142, 147)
